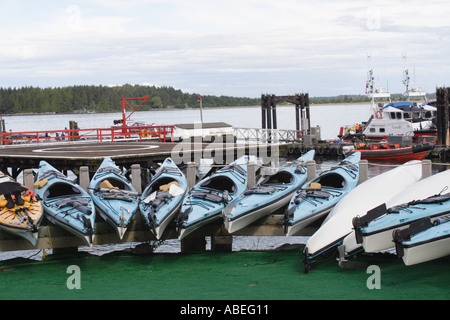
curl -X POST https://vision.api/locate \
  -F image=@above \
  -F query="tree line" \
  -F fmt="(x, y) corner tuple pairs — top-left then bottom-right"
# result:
(0, 84), (261, 114)
(0, 84), (435, 115)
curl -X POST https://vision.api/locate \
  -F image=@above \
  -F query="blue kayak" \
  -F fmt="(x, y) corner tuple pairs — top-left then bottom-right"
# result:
(89, 157), (140, 240)
(358, 191), (450, 253)
(177, 155), (249, 239)
(35, 161), (96, 246)
(393, 215), (450, 265)
(140, 158), (187, 239)
(223, 150), (315, 233)
(284, 152), (360, 236)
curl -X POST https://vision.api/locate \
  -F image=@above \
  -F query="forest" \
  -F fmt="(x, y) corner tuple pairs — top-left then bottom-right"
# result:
(0, 84), (262, 114)
(0, 84), (433, 115)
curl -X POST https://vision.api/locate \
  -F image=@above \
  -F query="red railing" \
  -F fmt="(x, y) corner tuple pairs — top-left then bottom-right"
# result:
(0, 125), (175, 145)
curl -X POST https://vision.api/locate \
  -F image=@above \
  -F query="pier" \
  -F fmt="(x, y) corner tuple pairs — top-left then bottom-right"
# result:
(0, 145), (436, 255)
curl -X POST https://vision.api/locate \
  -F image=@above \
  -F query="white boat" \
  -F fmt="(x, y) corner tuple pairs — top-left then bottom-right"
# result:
(339, 67), (436, 141)
(393, 216), (450, 266)
(303, 160), (423, 272)
(348, 169), (450, 255)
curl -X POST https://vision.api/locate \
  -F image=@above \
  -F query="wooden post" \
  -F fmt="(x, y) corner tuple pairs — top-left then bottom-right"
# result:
(422, 159), (432, 180)
(358, 160), (369, 184)
(306, 160), (316, 182)
(79, 166), (89, 191)
(186, 162), (197, 188)
(436, 87), (450, 146)
(131, 164), (141, 193)
(23, 169), (35, 190)
(181, 236), (206, 253)
(247, 161), (256, 188)
(211, 235), (232, 252)
(181, 161), (206, 252)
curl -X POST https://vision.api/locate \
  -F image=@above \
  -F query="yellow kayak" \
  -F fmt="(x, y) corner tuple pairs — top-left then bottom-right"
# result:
(0, 172), (43, 245)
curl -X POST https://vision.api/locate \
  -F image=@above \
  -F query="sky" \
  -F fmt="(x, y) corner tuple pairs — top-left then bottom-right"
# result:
(0, 0), (449, 98)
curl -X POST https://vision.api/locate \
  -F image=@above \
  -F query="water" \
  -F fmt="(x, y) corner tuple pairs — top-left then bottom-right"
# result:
(1, 103), (373, 140)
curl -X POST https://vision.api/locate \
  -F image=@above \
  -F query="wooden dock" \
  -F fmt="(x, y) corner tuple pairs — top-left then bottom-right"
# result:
(0, 139), (300, 253)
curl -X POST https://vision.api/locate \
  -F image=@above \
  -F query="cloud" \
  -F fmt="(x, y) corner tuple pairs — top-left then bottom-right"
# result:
(0, 1), (448, 97)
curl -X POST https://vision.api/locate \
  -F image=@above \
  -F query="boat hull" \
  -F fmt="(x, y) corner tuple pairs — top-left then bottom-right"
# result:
(225, 189), (294, 234)
(285, 152), (360, 237)
(0, 173), (44, 245)
(35, 161), (96, 246)
(350, 143), (433, 162)
(304, 160), (423, 264)
(224, 150), (315, 234)
(348, 169), (450, 254)
(177, 156), (248, 239)
(400, 219), (450, 265)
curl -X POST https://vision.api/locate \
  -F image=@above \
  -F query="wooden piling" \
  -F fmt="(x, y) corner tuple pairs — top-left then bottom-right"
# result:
(436, 87), (450, 146)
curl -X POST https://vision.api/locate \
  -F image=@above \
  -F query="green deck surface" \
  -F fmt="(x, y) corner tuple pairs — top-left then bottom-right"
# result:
(0, 248), (448, 300)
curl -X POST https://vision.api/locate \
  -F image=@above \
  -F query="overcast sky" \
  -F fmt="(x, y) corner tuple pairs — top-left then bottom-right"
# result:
(1, 0), (449, 98)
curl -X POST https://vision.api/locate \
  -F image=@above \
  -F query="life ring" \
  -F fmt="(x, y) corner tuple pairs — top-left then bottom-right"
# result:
(141, 128), (149, 138)
(375, 110), (383, 119)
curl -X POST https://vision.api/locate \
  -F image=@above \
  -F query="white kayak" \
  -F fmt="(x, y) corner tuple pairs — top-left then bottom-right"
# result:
(303, 160), (423, 272)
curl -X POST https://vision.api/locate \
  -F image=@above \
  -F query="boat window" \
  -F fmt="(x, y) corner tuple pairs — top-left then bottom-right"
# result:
(379, 128), (385, 133)
(390, 112), (396, 119)
(201, 176), (236, 193)
(370, 128), (375, 133)
(396, 112), (402, 119)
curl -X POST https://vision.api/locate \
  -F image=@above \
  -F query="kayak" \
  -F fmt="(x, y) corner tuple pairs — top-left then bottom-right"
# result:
(284, 152), (360, 237)
(89, 157), (140, 239)
(303, 160), (422, 272)
(140, 158), (187, 239)
(35, 161), (96, 246)
(177, 155), (248, 239)
(223, 150), (315, 234)
(351, 169), (450, 254)
(0, 171), (43, 245)
(393, 215), (450, 265)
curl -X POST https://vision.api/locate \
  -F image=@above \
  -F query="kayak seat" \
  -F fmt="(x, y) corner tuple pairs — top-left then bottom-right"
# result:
(143, 177), (178, 197)
(44, 182), (83, 199)
(315, 172), (346, 189)
(98, 178), (127, 190)
(260, 171), (293, 185)
(200, 176), (236, 193)
(243, 185), (276, 195)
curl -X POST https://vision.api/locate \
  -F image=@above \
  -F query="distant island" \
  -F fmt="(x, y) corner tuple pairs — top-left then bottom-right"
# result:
(0, 84), (435, 115)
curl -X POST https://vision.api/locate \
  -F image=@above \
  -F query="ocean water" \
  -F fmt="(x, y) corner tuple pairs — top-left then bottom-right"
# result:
(1, 103), (373, 140)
